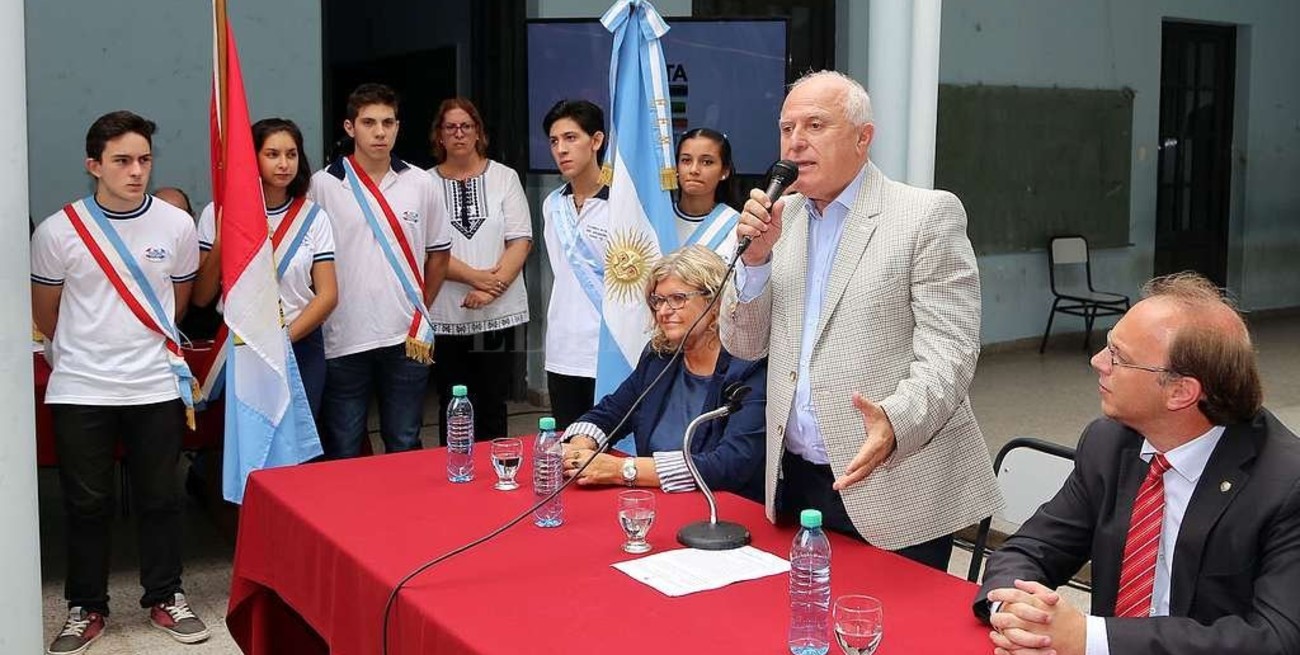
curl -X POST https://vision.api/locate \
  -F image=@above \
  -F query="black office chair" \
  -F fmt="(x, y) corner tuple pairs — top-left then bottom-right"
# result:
(1040, 235), (1129, 353)
(966, 437), (1091, 592)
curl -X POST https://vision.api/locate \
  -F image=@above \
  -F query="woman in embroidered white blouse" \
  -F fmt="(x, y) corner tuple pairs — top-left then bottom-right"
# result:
(426, 97), (532, 443)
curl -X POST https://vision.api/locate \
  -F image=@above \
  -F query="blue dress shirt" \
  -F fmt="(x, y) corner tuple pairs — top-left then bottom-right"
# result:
(734, 164), (868, 464)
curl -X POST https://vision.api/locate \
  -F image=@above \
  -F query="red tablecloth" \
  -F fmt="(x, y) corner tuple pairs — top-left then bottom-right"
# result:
(33, 350), (223, 466)
(228, 447), (992, 655)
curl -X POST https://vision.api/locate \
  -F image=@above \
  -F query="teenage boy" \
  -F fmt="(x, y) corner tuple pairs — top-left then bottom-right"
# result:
(31, 110), (209, 654)
(309, 83), (451, 457)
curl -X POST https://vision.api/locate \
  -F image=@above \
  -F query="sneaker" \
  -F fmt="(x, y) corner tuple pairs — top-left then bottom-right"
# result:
(149, 593), (210, 644)
(47, 607), (105, 655)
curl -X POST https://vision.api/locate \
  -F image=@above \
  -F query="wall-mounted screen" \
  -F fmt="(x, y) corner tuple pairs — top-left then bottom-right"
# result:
(526, 18), (788, 175)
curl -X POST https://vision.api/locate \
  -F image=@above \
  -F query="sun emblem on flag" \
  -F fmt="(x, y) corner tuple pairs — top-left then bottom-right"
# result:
(604, 229), (659, 304)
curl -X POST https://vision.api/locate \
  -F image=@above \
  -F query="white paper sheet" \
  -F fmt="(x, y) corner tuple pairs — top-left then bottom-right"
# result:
(611, 546), (790, 597)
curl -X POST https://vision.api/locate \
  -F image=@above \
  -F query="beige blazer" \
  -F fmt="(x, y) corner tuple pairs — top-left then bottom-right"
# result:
(721, 162), (1003, 550)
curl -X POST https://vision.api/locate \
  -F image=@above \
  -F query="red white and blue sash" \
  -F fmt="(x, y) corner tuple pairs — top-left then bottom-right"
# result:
(195, 196), (321, 403)
(63, 197), (199, 428)
(340, 156), (436, 363)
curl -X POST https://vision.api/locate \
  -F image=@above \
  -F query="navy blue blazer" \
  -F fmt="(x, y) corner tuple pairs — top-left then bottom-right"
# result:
(575, 346), (767, 502)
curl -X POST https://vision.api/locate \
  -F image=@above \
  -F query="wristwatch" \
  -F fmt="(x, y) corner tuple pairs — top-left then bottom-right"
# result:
(621, 457), (638, 487)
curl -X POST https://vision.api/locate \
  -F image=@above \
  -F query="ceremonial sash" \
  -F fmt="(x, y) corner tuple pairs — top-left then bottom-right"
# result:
(340, 156), (436, 363)
(197, 197), (321, 403)
(270, 196), (320, 278)
(546, 185), (605, 313)
(683, 203), (740, 254)
(63, 197), (199, 428)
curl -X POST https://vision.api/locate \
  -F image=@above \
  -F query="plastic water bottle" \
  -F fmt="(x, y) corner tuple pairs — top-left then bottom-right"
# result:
(445, 385), (474, 483)
(532, 416), (564, 527)
(788, 508), (831, 655)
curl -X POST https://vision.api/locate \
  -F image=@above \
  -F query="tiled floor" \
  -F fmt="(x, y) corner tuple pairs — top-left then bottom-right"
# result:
(38, 313), (1300, 653)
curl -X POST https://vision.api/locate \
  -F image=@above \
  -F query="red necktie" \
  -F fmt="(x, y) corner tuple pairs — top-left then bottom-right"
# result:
(1114, 453), (1172, 617)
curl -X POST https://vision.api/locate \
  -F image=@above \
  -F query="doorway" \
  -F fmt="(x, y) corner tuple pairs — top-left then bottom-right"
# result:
(1154, 21), (1236, 286)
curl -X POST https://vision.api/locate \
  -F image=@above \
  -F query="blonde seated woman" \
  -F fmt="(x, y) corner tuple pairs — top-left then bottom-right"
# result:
(561, 245), (767, 501)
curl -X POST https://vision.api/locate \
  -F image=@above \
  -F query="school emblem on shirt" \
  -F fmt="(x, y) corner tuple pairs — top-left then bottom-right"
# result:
(604, 229), (657, 304)
(400, 210), (420, 224)
(143, 247), (169, 262)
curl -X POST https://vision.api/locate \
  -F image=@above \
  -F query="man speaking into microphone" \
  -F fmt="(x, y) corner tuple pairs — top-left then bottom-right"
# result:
(720, 70), (1002, 570)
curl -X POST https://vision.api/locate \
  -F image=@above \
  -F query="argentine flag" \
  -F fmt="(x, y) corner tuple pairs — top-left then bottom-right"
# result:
(598, 0), (680, 452)
(212, 0), (322, 503)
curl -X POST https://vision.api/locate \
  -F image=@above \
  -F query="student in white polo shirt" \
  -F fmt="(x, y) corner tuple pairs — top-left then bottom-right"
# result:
(194, 117), (338, 419)
(540, 99), (609, 430)
(31, 111), (210, 654)
(309, 83), (452, 458)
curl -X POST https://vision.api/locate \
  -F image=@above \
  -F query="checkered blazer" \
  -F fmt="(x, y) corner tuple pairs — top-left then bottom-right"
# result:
(720, 162), (1003, 550)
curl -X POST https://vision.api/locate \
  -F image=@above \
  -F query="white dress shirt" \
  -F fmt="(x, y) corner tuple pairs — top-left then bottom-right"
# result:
(1085, 425), (1226, 655)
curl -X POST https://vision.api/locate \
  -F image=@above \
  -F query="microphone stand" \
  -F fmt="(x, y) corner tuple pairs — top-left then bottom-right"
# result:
(676, 405), (752, 550)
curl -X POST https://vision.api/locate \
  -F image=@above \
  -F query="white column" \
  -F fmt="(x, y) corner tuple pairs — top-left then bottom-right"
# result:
(0, 2), (44, 654)
(868, 0), (913, 181)
(906, 0), (942, 189)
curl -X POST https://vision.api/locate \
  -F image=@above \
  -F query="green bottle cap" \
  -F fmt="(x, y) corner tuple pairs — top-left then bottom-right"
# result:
(539, 416), (556, 431)
(799, 509), (823, 529)
(451, 385), (468, 397)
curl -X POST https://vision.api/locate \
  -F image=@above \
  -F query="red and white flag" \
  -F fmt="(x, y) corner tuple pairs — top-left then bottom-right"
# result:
(211, 0), (320, 503)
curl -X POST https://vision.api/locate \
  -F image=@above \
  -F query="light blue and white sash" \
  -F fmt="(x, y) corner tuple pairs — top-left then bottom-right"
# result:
(546, 185), (605, 312)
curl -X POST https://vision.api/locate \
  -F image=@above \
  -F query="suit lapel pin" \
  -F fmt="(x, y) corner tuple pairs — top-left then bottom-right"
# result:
(1220, 481), (1232, 493)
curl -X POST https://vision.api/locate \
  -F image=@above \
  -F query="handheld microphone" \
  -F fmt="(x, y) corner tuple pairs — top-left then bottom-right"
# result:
(676, 383), (755, 551)
(735, 159), (800, 259)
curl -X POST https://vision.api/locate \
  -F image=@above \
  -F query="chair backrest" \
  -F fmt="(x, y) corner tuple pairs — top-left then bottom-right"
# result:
(995, 437), (1076, 528)
(1047, 235), (1094, 294)
(1050, 236), (1090, 266)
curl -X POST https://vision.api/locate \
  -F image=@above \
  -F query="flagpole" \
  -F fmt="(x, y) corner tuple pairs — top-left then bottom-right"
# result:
(214, 0), (229, 149)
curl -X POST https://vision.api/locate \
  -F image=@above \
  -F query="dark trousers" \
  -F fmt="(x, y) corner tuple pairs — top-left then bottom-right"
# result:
(432, 327), (516, 445)
(546, 371), (596, 432)
(321, 343), (430, 458)
(778, 450), (954, 572)
(293, 327), (326, 420)
(51, 400), (186, 613)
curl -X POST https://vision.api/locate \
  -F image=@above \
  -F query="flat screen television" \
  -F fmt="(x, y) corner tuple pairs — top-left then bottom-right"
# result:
(525, 18), (788, 175)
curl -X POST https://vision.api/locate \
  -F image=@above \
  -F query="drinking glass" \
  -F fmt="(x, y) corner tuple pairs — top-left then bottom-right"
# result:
(833, 595), (883, 655)
(490, 438), (523, 491)
(617, 489), (655, 554)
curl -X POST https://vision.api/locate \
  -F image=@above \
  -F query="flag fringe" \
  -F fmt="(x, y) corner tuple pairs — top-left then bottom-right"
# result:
(186, 379), (200, 430)
(660, 167), (678, 191)
(598, 163), (614, 188)
(406, 337), (434, 365)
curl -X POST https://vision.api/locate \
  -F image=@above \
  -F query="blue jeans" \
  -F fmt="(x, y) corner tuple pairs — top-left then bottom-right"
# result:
(321, 343), (429, 458)
(292, 327), (326, 420)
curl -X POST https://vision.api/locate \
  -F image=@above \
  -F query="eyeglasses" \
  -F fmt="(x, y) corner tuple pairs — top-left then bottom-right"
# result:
(1104, 330), (1178, 375)
(442, 122), (477, 135)
(648, 290), (709, 311)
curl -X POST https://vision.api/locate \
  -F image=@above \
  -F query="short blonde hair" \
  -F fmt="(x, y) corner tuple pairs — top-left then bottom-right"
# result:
(644, 245), (727, 354)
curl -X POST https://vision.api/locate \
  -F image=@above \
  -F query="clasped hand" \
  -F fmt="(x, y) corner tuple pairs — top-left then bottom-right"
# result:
(986, 579), (1086, 655)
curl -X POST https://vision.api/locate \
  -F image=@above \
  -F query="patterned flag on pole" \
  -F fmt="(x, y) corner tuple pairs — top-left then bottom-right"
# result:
(211, 0), (321, 503)
(597, 1), (679, 451)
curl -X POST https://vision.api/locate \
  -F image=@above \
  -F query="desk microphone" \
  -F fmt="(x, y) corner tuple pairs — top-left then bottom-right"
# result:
(734, 159), (799, 260)
(676, 383), (754, 550)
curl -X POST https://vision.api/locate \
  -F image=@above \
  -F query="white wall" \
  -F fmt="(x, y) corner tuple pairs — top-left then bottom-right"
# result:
(1, 5), (42, 653)
(25, 0), (323, 220)
(939, 0), (1300, 342)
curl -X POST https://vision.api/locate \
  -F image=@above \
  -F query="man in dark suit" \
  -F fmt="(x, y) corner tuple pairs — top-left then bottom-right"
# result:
(975, 272), (1300, 655)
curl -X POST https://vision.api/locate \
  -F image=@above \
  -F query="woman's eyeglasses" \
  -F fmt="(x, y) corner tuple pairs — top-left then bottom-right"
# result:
(648, 290), (709, 310)
(442, 122), (477, 135)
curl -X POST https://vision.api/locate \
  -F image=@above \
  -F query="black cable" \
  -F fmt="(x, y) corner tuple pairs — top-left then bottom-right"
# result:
(379, 247), (749, 655)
